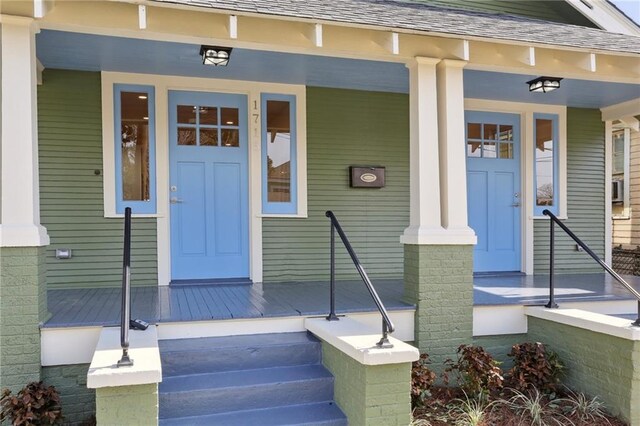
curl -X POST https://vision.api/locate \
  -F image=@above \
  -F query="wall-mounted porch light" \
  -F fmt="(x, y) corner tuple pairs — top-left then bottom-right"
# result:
(526, 76), (562, 93)
(200, 45), (233, 66)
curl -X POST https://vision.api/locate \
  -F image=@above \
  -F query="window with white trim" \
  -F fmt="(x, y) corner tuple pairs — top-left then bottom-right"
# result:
(612, 128), (629, 214)
(261, 93), (297, 214)
(534, 113), (559, 216)
(114, 84), (156, 214)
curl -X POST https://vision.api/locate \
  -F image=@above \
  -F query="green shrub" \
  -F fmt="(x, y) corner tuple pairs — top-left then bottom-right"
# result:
(444, 345), (503, 398)
(507, 342), (564, 394)
(0, 382), (63, 425)
(411, 353), (437, 407)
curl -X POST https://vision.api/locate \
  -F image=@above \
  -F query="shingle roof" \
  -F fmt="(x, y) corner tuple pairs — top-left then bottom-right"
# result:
(150, 0), (640, 55)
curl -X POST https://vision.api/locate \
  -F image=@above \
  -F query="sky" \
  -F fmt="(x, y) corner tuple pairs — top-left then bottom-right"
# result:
(609, 0), (640, 24)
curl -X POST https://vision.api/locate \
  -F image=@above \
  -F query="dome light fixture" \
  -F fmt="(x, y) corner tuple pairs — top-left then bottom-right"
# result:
(200, 45), (233, 66)
(526, 76), (562, 93)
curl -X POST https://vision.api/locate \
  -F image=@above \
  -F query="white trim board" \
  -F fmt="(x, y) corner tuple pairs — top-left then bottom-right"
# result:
(473, 299), (637, 336)
(101, 71), (308, 285)
(157, 310), (415, 342)
(464, 98), (567, 275)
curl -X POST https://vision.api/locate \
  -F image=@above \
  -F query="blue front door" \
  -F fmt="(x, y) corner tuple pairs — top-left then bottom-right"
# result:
(466, 111), (521, 272)
(169, 91), (249, 280)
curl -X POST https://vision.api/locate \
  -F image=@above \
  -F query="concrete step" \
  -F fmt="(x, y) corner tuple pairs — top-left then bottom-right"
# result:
(159, 364), (335, 419)
(160, 332), (321, 377)
(159, 402), (347, 426)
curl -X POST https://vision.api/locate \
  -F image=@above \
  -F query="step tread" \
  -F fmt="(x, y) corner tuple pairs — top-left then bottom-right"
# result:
(160, 364), (333, 393)
(159, 332), (318, 353)
(159, 402), (347, 426)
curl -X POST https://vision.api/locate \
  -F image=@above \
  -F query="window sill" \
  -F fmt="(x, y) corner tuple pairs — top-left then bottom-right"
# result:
(532, 215), (568, 220)
(612, 216), (631, 221)
(104, 214), (163, 219)
(259, 214), (308, 219)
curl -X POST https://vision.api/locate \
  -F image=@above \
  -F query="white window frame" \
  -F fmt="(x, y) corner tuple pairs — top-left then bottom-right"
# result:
(101, 72), (307, 285)
(465, 99), (567, 275)
(611, 127), (631, 219)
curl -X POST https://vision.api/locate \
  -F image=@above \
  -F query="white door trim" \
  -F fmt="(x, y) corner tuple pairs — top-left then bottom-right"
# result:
(464, 98), (567, 275)
(101, 71), (307, 285)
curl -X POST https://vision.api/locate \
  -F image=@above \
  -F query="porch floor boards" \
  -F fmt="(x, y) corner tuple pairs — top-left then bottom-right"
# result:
(44, 279), (411, 328)
(44, 273), (640, 328)
(474, 272), (640, 305)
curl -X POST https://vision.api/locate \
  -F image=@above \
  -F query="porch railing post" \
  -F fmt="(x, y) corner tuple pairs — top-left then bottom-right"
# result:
(326, 221), (339, 321)
(545, 212), (558, 309)
(634, 300), (640, 327)
(118, 207), (134, 367)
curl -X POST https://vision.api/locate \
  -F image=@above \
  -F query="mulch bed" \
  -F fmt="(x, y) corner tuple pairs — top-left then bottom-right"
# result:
(413, 387), (628, 426)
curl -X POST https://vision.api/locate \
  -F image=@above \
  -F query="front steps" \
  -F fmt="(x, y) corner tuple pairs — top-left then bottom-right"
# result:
(158, 332), (347, 425)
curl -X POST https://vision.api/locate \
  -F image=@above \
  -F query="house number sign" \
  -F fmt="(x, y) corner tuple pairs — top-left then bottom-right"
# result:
(349, 166), (385, 188)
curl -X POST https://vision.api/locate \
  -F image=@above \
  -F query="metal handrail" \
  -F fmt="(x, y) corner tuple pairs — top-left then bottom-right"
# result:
(543, 209), (640, 327)
(325, 211), (396, 347)
(117, 207), (134, 367)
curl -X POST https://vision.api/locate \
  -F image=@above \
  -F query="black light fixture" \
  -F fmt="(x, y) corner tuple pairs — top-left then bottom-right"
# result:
(200, 45), (233, 66)
(526, 76), (562, 93)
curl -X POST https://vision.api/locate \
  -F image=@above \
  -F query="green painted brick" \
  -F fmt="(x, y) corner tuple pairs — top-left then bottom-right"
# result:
(321, 342), (411, 426)
(0, 247), (47, 392)
(41, 364), (95, 425)
(528, 317), (640, 425)
(96, 383), (158, 426)
(404, 244), (474, 369)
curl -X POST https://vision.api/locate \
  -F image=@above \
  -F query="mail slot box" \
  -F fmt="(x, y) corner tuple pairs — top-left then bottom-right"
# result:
(349, 166), (385, 188)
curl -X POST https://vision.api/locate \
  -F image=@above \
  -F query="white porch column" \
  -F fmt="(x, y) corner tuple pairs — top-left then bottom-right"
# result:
(436, 59), (476, 244)
(0, 16), (49, 247)
(400, 57), (449, 244)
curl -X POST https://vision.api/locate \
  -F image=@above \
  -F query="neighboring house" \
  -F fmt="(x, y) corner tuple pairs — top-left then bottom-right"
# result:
(612, 118), (640, 248)
(1, 0), (639, 425)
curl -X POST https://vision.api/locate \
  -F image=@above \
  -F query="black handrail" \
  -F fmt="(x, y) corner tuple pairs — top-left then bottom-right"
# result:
(325, 211), (395, 347)
(543, 209), (640, 327)
(117, 207), (134, 367)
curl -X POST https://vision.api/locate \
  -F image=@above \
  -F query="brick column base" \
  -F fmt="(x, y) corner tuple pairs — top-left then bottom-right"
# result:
(404, 244), (474, 368)
(0, 247), (47, 391)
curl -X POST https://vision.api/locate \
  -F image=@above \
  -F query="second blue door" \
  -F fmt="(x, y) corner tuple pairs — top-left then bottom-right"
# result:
(466, 111), (521, 273)
(169, 91), (249, 280)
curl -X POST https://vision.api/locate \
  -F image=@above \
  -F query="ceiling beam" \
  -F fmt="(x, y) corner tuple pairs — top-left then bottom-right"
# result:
(601, 98), (640, 121)
(229, 15), (238, 40)
(138, 4), (146, 30)
(306, 23), (322, 48)
(619, 116), (640, 132)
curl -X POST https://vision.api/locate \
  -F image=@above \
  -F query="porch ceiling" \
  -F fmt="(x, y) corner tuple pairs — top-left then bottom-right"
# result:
(37, 30), (640, 109)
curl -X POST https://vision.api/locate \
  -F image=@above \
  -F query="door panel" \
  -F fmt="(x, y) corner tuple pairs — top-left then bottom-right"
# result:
(213, 163), (242, 256)
(466, 111), (521, 272)
(177, 162), (206, 256)
(169, 91), (249, 280)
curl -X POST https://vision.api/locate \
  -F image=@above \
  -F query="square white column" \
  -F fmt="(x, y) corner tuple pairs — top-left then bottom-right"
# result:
(400, 57), (450, 245)
(0, 16), (49, 247)
(435, 59), (476, 245)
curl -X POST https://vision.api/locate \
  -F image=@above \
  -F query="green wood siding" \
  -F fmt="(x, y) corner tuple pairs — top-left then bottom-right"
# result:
(262, 88), (409, 282)
(415, 0), (597, 27)
(38, 69), (157, 289)
(534, 108), (605, 273)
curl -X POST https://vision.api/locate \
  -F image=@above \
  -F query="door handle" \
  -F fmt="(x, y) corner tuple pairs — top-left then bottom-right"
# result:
(512, 203), (521, 207)
(170, 197), (184, 204)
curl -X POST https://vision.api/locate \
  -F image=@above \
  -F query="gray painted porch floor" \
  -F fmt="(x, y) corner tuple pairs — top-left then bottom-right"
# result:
(474, 272), (640, 305)
(44, 273), (640, 328)
(44, 279), (411, 328)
